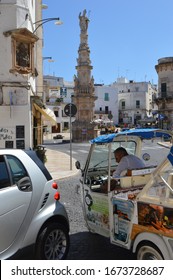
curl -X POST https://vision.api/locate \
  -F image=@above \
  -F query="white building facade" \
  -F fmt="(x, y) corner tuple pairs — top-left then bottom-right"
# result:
(0, 0), (55, 149)
(43, 76), (119, 132)
(43, 75), (75, 133)
(113, 78), (158, 126)
(93, 84), (118, 125)
(43, 75), (158, 131)
(0, 0), (37, 148)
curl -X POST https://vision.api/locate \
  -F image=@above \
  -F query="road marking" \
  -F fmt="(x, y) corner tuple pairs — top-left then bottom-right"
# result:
(78, 149), (89, 153)
(66, 150), (88, 154)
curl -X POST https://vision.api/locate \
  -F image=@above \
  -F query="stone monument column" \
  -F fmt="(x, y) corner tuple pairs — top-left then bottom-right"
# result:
(72, 9), (97, 142)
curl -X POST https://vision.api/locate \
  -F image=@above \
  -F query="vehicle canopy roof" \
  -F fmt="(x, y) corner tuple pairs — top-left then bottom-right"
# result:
(90, 128), (173, 144)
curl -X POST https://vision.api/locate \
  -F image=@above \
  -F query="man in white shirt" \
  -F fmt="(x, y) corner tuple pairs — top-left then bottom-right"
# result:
(100, 147), (145, 193)
(112, 147), (145, 178)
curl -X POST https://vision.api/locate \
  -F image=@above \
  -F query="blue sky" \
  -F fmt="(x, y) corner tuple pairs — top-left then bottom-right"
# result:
(42, 0), (173, 85)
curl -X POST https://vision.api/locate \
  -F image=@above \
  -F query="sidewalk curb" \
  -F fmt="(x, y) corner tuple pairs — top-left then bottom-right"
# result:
(45, 148), (79, 180)
(53, 169), (80, 181)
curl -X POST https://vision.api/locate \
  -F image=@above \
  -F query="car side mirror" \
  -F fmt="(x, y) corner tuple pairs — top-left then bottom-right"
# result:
(17, 176), (32, 192)
(75, 161), (81, 170)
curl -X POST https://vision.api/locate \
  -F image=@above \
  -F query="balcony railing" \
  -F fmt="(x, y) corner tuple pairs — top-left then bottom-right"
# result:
(94, 110), (109, 114)
(155, 91), (173, 99)
(46, 98), (64, 106)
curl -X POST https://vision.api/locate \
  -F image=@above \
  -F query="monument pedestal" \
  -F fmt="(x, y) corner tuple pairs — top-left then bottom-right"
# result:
(72, 120), (97, 142)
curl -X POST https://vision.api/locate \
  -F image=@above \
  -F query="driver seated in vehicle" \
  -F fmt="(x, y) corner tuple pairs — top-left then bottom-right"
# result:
(100, 147), (145, 193)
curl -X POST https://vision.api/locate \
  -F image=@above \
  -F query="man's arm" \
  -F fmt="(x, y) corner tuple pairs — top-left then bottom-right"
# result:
(112, 157), (128, 177)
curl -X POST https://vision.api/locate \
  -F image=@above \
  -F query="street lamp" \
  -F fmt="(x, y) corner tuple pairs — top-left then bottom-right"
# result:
(33, 18), (63, 33)
(43, 56), (52, 60)
(48, 59), (55, 75)
(43, 57), (53, 75)
(42, 4), (48, 9)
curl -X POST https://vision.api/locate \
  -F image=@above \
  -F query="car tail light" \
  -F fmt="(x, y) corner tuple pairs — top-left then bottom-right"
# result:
(54, 192), (60, 200)
(52, 182), (58, 189)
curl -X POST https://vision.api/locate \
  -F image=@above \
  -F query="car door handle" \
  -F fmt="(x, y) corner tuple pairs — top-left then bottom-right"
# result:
(17, 177), (32, 192)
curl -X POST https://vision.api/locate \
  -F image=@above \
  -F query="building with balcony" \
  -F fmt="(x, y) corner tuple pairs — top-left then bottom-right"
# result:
(112, 77), (158, 127)
(93, 84), (118, 125)
(0, 0), (56, 149)
(42, 75), (159, 133)
(43, 75), (75, 133)
(155, 57), (173, 129)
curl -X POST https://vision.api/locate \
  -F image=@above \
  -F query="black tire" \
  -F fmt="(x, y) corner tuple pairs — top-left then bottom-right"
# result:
(136, 243), (163, 260)
(35, 223), (70, 260)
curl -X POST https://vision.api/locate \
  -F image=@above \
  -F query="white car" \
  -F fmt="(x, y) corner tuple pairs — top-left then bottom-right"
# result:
(0, 149), (70, 260)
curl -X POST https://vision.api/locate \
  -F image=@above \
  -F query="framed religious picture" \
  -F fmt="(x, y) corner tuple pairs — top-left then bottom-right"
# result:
(16, 42), (30, 68)
(3, 28), (38, 75)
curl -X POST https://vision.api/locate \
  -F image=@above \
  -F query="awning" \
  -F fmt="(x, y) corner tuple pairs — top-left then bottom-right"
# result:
(33, 103), (57, 125)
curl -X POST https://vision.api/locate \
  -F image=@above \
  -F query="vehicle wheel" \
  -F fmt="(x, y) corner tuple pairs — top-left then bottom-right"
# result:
(35, 223), (70, 260)
(137, 243), (163, 260)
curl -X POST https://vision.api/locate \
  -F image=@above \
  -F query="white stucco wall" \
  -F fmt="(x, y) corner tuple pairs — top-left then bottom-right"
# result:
(0, 105), (31, 148)
(115, 80), (157, 125)
(0, 0), (36, 148)
(94, 85), (118, 124)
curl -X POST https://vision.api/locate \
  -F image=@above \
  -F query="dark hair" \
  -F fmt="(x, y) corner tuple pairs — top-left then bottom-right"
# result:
(114, 147), (128, 155)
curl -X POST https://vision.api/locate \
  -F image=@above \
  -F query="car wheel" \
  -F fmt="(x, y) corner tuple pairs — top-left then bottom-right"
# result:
(137, 243), (163, 260)
(35, 223), (70, 260)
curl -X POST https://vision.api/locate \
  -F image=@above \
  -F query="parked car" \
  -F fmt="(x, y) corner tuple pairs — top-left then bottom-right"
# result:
(76, 128), (173, 260)
(53, 134), (64, 139)
(0, 149), (70, 260)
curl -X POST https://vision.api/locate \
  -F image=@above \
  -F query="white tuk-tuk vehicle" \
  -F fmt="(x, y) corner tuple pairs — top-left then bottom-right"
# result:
(76, 128), (173, 260)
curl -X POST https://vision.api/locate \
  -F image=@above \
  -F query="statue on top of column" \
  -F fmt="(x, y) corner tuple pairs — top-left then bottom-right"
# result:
(79, 9), (89, 33)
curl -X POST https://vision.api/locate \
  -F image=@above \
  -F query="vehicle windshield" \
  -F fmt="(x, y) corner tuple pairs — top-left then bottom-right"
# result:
(88, 140), (137, 170)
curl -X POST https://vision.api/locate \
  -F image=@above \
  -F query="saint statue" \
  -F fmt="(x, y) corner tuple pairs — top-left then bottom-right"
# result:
(79, 9), (89, 33)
